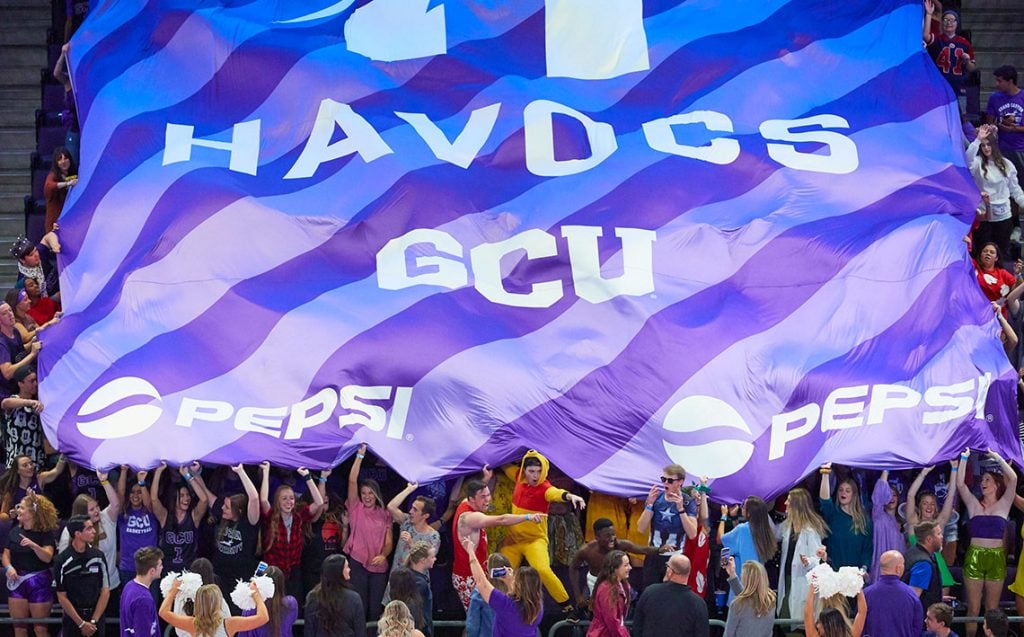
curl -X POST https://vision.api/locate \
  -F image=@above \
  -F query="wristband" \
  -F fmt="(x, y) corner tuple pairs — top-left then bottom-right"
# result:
(356, 453), (365, 459)
(184, 474), (193, 482)
(100, 479), (109, 485)
(4, 565), (11, 572)
(318, 477), (327, 483)
(304, 474), (315, 482)
(951, 467), (959, 472)
(78, 621), (86, 629)
(819, 468), (831, 474)
(645, 505), (653, 511)
(138, 481), (145, 487)
(696, 485), (710, 494)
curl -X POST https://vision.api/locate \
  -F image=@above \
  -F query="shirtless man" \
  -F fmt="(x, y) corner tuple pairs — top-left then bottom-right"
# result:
(568, 518), (658, 609)
(452, 468), (544, 610)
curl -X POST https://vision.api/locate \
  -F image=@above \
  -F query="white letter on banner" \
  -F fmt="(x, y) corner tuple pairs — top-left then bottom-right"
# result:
(544, 0), (649, 80)
(560, 226), (656, 303)
(234, 406), (287, 437)
(163, 120), (261, 175)
(339, 385), (393, 432)
(175, 398), (233, 427)
(865, 385), (922, 426)
(975, 372), (992, 419)
(470, 229), (562, 308)
(524, 100), (617, 177)
(377, 229), (467, 290)
(345, 0), (446, 62)
(285, 100), (393, 179)
(395, 104), (501, 169)
(769, 403), (820, 460)
(284, 387), (338, 440)
(821, 385), (869, 430)
(641, 111), (740, 165)
(923, 379), (975, 425)
(759, 115), (859, 174)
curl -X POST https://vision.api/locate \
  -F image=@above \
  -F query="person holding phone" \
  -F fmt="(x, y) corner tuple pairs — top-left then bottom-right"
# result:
(636, 464), (698, 587)
(466, 554), (512, 637)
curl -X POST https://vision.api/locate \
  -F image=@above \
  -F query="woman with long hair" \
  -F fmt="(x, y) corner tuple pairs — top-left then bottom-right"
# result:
(957, 448), (1017, 637)
(973, 242), (1019, 311)
(239, 565), (297, 637)
(868, 471), (905, 583)
(0, 454), (65, 520)
(387, 568), (425, 633)
(3, 289), (57, 346)
(719, 496), (778, 601)
(804, 583), (866, 637)
(969, 125), (1024, 259)
(466, 553), (512, 637)
(172, 559), (228, 637)
(462, 536), (544, 637)
(259, 461), (325, 602)
(776, 488), (828, 623)
(378, 601), (424, 637)
(152, 462), (212, 573)
(160, 580), (268, 637)
(723, 558), (775, 637)
(3, 491), (58, 637)
(345, 444), (393, 620)
(207, 464), (261, 610)
(43, 147), (77, 233)
(116, 466), (158, 585)
(305, 554), (366, 637)
(905, 463), (957, 590)
(818, 466), (872, 571)
(304, 480), (347, 599)
(56, 469), (121, 591)
(586, 550), (631, 637)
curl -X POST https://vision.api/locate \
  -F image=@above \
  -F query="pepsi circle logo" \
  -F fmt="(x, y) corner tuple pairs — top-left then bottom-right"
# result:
(661, 395), (754, 479)
(76, 377), (163, 439)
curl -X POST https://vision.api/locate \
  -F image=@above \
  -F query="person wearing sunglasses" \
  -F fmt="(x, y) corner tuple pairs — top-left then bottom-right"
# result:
(637, 464), (698, 587)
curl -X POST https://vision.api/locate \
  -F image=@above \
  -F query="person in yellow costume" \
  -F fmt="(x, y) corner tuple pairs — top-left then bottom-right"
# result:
(500, 450), (586, 619)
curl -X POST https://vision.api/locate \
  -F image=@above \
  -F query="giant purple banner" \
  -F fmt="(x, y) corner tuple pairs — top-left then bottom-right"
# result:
(39, 0), (1021, 500)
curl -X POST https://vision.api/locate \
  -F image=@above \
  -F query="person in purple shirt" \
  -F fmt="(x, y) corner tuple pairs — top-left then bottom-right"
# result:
(987, 66), (1024, 189)
(120, 547), (163, 637)
(462, 536), (543, 637)
(862, 551), (922, 637)
(869, 472), (905, 583)
(117, 468), (159, 585)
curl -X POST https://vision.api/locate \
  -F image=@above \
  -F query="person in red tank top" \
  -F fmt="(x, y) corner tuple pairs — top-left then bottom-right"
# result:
(451, 468), (544, 610)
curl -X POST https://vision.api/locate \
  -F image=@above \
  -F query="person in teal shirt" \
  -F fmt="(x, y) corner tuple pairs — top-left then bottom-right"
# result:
(818, 464), (872, 571)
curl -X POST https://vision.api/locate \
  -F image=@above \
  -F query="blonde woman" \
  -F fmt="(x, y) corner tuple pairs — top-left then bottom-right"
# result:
(776, 488), (829, 623)
(160, 581), (268, 637)
(818, 466), (872, 571)
(378, 600), (424, 637)
(723, 558), (775, 637)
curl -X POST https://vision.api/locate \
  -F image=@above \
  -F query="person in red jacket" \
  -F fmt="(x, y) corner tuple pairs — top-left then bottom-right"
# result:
(586, 550), (631, 637)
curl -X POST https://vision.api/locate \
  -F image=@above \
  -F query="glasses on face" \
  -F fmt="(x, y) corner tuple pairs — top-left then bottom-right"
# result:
(660, 476), (681, 484)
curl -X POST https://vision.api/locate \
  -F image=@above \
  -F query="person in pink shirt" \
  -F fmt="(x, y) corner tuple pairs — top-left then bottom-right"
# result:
(345, 444), (393, 621)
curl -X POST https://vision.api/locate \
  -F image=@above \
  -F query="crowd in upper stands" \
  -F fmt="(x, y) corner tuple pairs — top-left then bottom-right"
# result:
(7, 1), (1024, 636)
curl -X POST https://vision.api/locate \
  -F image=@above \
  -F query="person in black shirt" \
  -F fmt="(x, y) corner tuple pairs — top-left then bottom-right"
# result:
(205, 463), (261, 612)
(632, 554), (709, 637)
(55, 516), (110, 637)
(3, 491), (58, 637)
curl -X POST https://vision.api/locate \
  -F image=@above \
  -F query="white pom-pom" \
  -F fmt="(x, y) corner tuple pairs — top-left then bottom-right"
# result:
(177, 572), (204, 601)
(835, 567), (865, 597)
(230, 576), (275, 611)
(807, 563), (840, 598)
(160, 572), (181, 598)
(253, 575), (275, 601)
(231, 579), (256, 611)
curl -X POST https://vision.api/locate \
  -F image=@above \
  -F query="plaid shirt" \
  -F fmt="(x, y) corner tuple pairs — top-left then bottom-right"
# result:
(261, 504), (314, 576)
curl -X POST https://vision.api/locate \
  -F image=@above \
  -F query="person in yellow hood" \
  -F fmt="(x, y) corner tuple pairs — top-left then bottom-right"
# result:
(500, 450), (586, 619)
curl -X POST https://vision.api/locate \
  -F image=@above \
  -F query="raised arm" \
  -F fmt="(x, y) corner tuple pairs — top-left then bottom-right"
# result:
(297, 467), (326, 517)
(387, 482), (416, 524)
(159, 579), (193, 632)
(955, 449), (979, 511)
(116, 465), (128, 505)
(37, 454), (66, 488)
(696, 477), (710, 530)
(97, 469), (120, 521)
(225, 584), (269, 636)
(804, 585), (820, 637)
(231, 464), (260, 525)
(137, 469), (153, 511)
(851, 590), (867, 637)
(936, 460), (957, 527)
(432, 476), (465, 531)
(259, 461), (271, 515)
(183, 464), (211, 526)
(348, 443), (367, 504)
(636, 484), (660, 534)
(989, 450), (1019, 508)
(150, 463), (169, 527)
(462, 537), (494, 602)
(819, 463), (832, 500)
(905, 466), (932, 529)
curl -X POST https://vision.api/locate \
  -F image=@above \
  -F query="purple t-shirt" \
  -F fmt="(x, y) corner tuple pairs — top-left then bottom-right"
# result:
(120, 580), (159, 637)
(240, 596), (298, 637)
(489, 589), (542, 637)
(987, 90), (1024, 152)
(118, 508), (158, 571)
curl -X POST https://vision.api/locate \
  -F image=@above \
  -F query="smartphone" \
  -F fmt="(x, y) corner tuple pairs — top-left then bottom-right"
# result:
(254, 561), (268, 577)
(489, 567), (509, 578)
(720, 546), (731, 567)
